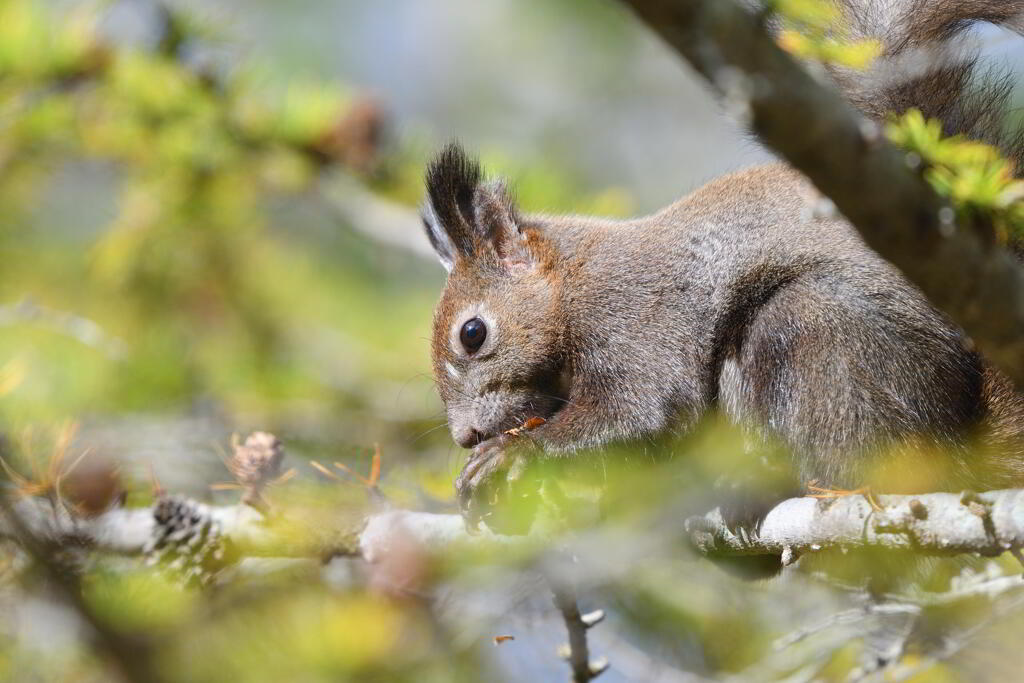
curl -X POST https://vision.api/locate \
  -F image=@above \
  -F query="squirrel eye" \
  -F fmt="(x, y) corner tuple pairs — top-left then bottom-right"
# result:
(459, 318), (487, 353)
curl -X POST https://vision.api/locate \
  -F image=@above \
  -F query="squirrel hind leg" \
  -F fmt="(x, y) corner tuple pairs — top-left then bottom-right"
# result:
(725, 269), (988, 492)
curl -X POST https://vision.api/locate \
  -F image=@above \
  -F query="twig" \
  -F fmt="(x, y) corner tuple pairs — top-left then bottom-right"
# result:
(771, 604), (919, 652)
(318, 171), (435, 261)
(882, 590), (1024, 681)
(0, 299), (127, 359)
(551, 580), (608, 682)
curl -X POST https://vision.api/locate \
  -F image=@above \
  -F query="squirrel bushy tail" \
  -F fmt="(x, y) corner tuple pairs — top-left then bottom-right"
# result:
(831, 0), (1024, 170)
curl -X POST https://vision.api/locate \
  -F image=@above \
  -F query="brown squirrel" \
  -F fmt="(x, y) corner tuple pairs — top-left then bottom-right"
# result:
(421, 0), (1024, 530)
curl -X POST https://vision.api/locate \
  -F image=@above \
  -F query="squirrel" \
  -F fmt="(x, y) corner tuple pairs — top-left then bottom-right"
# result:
(420, 0), (1024, 532)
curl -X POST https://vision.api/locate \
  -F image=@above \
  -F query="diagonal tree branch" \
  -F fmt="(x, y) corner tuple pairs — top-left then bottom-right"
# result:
(616, 0), (1024, 386)
(318, 171), (436, 261)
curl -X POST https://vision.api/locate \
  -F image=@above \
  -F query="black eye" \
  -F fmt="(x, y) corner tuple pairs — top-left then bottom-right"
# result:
(459, 317), (487, 353)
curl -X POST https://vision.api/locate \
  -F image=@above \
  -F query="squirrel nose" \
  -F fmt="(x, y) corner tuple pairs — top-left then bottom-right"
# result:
(453, 426), (486, 448)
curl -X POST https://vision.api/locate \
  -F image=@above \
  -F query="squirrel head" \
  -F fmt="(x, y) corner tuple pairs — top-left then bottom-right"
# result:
(422, 143), (569, 448)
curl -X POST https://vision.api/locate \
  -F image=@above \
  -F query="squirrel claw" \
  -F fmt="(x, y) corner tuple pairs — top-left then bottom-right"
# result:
(455, 433), (539, 535)
(455, 434), (512, 526)
(806, 480), (883, 511)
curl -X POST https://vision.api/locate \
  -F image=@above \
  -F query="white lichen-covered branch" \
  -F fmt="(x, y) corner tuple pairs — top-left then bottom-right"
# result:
(686, 489), (1024, 561)
(7, 488), (1024, 566)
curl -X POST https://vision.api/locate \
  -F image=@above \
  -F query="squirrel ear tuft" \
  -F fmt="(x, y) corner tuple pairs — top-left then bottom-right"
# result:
(422, 142), (481, 270)
(422, 142), (530, 272)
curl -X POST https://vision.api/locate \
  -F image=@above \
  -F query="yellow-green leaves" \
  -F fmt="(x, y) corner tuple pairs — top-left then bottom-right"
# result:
(0, 358), (26, 397)
(177, 591), (440, 683)
(886, 109), (1024, 240)
(772, 0), (882, 69)
(776, 29), (881, 69)
(275, 81), (350, 146)
(773, 0), (839, 25)
(0, 0), (103, 80)
(84, 570), (198, 631)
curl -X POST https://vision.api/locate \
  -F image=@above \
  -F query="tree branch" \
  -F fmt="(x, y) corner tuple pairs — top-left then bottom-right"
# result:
(318, 171), (436, 261)
(0, 499), (503, 561)
(10, 489), (1024, 566)
(0, 494), (166, 683)
(685, 489), (1024, 559)
(1, 496), (281, 556)
(617, 0), (1024, 386)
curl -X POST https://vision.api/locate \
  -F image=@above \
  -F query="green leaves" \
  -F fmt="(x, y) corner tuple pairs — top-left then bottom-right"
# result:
(771, 0), (882, 69)
(0, 0), (414, 424)
(0, 0), (103, 80)
(886, 109), (1024, 240)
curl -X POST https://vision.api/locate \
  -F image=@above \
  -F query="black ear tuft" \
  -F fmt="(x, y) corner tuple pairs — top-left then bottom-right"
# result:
(425, 142), (482, 255)
(422, 142), (530, 272)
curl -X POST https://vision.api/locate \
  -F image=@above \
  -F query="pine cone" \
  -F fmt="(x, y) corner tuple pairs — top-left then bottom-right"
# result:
(229, 432), (284, 507)
(145, 495), (226, 587)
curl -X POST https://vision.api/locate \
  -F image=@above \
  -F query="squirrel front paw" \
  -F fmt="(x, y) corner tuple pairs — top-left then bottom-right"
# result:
(455, 434), (538, 535)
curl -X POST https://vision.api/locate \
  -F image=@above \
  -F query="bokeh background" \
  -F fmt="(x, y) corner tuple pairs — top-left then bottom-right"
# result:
(1, 0), (767, 494)
(8, 1), (1024, 681)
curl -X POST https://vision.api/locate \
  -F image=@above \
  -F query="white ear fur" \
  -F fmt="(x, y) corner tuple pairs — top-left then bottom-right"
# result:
(421, 199), (456, 272)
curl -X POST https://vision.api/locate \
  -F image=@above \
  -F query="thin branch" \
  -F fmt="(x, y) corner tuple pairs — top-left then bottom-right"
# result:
(0, 299), (127, 359)
(318, 171), (435, 261)
(552, 580), (608, 682)
(881, 590), (1024, 681)
(616, 0), (1024, 386)
(0, 495), (283, 556)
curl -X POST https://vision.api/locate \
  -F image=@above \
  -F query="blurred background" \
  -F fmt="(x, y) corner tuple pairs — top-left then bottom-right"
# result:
(1, 0), (766, 485)
(8, 1), (1024, 681)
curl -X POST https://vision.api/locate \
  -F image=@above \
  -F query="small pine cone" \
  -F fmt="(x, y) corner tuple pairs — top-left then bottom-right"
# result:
(145, 495), (227, 587)
(229, 432), (284, 490)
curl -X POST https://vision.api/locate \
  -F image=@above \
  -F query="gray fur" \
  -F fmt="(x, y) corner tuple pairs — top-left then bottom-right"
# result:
(425, 2), (1024, 512)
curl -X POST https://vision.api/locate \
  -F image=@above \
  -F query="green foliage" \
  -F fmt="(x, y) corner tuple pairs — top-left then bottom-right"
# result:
(0, 2), (642, 678)
(772, 0), (882, 68)
(84, 569), (198, 631)
(172, 590), (462, 683)
(0, 0), (439, 430)
(886, 109), (1024, 240)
